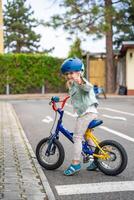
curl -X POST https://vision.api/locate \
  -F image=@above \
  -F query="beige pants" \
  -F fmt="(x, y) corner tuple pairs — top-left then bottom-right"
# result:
(73, 113), (97, 161)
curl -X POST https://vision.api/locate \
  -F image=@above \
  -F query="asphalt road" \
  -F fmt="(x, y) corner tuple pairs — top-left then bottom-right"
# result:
(12, 97), (134, 200)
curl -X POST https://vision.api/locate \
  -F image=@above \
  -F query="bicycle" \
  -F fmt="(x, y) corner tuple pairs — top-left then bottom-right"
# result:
(94, 85), (107, 99)
(36, 96), (128, 176)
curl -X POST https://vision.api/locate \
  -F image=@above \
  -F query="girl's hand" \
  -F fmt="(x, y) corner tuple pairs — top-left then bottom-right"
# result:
(72, 72), (82, 85)
(66, 79), (74, 88)
(65, 71), (83, 88)
(73, 76), (82, 85)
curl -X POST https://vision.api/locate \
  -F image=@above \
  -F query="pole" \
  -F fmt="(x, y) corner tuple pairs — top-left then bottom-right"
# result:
(41, 85), (45, 94)
(6, 75), (10, 95)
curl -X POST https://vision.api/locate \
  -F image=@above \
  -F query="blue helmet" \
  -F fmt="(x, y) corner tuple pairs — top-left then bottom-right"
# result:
(61, 57), (84, 74)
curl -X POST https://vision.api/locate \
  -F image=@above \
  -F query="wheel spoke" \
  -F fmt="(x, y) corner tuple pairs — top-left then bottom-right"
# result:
(40, 143), (60, 165)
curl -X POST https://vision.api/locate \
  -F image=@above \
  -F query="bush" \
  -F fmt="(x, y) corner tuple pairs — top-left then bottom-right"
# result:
(0, 54), (66, 94)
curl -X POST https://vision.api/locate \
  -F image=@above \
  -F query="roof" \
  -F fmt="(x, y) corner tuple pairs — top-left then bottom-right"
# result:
(120, 41), (134, 56)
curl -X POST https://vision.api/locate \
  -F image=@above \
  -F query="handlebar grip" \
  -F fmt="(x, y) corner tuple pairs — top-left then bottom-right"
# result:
(51, 95), (70, 111)
(51, 96), (60, 102)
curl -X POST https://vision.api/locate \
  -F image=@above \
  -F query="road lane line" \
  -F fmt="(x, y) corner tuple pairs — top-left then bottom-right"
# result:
(55, 181), (134, 196)
(42, 116), (53, 123)
(64, 110), (77, 117)
(41, 110), (134, 143)
(102, 114), (127, 121)
(64, 110), (134, 142)
(100, 125), (134, 142)
(99, 107), (134, 116)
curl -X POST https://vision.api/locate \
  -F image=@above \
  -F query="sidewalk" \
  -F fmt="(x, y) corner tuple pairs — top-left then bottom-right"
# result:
(0, 102), (56, 200)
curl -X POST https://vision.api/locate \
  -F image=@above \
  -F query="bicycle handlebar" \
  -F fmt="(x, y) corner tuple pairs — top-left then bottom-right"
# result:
(50, 96), (70, 111)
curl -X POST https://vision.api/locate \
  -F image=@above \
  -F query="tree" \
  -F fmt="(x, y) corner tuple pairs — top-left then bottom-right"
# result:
(46, 0), (134, 92)
(3, 0), (41, 53)
(113, 0), (134, 48)
(104, 0), (115, 93)
(45, 0), (118, 93)
(104, 0), (134, 92)
(68, 37), (83, 58)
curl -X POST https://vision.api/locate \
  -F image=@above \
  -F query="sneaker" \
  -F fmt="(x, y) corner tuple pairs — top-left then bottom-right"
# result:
(64, 164), (81, 176)
(86, 161), (97, 171)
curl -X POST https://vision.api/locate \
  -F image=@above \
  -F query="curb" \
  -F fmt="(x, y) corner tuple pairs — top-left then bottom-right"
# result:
(0, 93), (68, 101)
(0, 93), (134, 101)
(11, 104), (56, 200)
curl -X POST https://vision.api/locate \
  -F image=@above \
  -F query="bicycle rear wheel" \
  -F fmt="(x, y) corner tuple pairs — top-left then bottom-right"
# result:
(94, 140), (128, 176)
(36, 137), (65, 170)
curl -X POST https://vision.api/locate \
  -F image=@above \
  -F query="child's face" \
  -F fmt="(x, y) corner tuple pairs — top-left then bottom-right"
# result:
(64, 71), (81, 81)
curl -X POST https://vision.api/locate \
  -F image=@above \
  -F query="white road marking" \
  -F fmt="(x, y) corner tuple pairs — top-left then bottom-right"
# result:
(42, 116), (53, 123)
(100, 125), (134, 142)
(102, 114), (127, 121)
(55, 181), (134, 196)
(99, 107), (134, 116)
(41, 110), (76, 124)
(64, 110), (77, 117)
(41, 109), (134, 143)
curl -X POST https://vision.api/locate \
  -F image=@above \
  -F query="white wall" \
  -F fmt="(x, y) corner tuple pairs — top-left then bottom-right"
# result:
(126, 49), (134, 90)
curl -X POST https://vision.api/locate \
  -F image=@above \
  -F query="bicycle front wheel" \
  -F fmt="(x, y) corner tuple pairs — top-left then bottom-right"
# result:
(36, 137), (65, 170)
(94, 140), (128, 176)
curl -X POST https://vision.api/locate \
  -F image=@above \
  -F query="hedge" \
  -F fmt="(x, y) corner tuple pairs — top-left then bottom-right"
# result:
(0, 54), (66, 94)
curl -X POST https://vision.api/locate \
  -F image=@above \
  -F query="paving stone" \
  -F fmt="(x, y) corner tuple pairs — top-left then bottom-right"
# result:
(3, 192), (21, 200)
(0, 102), (49, 200)
(26, 194), (47, 200)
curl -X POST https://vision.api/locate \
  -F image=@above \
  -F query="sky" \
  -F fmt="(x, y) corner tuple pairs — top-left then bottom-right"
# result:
(3, 0), (106, 58)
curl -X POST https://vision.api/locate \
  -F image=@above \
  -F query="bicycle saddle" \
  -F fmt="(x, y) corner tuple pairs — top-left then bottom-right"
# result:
(88, 119), (103, 129)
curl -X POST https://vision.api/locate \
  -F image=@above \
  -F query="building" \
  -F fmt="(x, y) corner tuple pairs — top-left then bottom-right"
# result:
(119, 41), (134, 95)
(87, 41), (134, 95)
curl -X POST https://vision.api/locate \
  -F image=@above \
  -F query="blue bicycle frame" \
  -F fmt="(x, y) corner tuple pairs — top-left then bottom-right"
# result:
(47, 108), (94, 156)
(49, 108), (74, 143)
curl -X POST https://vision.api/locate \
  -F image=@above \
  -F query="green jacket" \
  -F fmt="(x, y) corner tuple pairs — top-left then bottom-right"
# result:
(69, 78), (98, 116)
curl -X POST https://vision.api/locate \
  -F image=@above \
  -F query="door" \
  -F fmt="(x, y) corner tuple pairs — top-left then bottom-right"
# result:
(88, 59), (106, 89)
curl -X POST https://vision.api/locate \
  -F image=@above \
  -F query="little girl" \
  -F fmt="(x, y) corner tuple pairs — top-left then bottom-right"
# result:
(61, 57), (98, 176)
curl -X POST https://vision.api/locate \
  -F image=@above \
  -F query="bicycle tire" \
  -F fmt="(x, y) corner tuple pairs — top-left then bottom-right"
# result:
(36, 137), (65, 170)
(94, 140), (128, 176)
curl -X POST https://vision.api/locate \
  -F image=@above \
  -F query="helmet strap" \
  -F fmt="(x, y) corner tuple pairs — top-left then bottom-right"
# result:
(80, 71), (84, 77)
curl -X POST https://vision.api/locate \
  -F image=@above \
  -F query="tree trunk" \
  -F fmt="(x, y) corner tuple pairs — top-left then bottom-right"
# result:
(105, 0), (115, 93)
